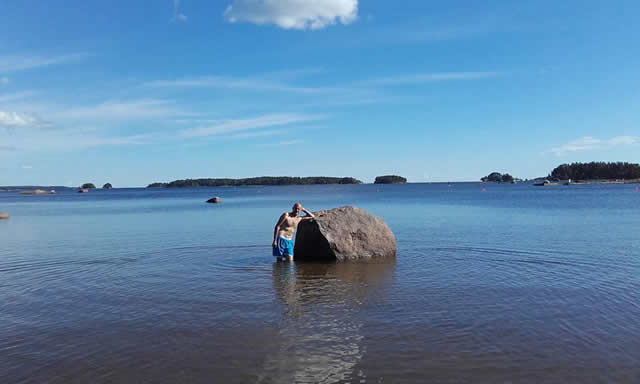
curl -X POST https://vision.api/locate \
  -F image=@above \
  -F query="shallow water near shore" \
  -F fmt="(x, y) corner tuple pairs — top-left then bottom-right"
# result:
(1, 183), (640, 383)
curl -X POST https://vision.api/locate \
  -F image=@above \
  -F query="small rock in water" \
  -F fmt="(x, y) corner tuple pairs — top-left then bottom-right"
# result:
(206, 196), (222, 203)
(0, 212), (9, 219)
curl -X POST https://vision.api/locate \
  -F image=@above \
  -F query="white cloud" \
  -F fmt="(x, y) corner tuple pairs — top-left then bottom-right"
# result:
(181, 113), (321, 137)
(551, 136), (640, 156)
(0, 77), (8, 85)
(21, 165), (33, 169)
(172, 0), (188, 22)
(0, 111), (49, 129)
(224, 0), (358, 30)
(368, 71), (504, 86)
(0, 53), (87, 73)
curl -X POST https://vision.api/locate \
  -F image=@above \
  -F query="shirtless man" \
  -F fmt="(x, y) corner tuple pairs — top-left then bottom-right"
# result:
(272, 203), (315, 261)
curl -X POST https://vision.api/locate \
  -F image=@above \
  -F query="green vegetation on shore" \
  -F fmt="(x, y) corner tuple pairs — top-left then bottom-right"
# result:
(550, 162), (640, 181)
(147, 176), (362, 188)
(374, 175), (407, 184)
(481, 172), (516, 183)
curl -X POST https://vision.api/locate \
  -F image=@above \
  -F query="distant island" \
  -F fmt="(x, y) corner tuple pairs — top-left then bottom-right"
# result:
(103, 183), (113, 189)
(549, 162), (640, 181)
(81, 183), (96, 189)
(147, 176), (362, 188)
(374, 175), (407, 184)
(481, 172), (518, 183)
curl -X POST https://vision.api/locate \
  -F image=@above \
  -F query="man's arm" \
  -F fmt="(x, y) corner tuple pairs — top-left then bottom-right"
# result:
(300, 206), (315, 222)
(273, 212), (287, 246)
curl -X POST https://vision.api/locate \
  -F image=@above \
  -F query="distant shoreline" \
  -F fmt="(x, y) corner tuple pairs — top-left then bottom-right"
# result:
(146, 176), (363, 188)
(2, 179), (639, 192)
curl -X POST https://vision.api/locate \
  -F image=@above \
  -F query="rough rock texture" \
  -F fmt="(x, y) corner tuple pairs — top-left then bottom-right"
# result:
(0, 212), (9, 219)
(294, 206), (396, 262)
(206, 196), (222, 203)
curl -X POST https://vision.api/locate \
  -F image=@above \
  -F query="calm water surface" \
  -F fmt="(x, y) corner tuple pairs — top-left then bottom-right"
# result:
(1, 183), (639, 383)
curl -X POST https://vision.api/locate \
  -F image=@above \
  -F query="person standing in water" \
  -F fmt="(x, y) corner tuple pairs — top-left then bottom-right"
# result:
(272, 203), (315, 261)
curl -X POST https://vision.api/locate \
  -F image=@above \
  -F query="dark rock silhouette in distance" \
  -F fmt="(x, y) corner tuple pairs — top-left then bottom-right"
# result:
(103, 183), (113, 189)
(374, 175), (407, 184)
(206, 196), (222, 203)
(81, 183), (96, 189)
(294, 206), (396, 262)
(0, 212), (9, 219)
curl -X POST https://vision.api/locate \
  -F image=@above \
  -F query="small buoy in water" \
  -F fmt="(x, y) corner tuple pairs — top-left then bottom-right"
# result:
(206, 196), (222, 203)
(0, 212), (9, 219)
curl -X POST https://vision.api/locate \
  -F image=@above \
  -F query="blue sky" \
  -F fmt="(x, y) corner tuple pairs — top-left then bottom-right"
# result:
(1, 0), (639, 186)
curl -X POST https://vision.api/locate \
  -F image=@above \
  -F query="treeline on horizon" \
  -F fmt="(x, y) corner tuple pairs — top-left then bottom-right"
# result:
(550, 162), (640, 180)
(147, 176), (362, 188)
(481, 172), (515, 183)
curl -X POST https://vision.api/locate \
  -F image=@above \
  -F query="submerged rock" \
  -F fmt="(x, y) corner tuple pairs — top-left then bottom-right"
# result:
(206, 196), (222, 203)
(0, 212), (9, 219)
(294, 206), (396, 262)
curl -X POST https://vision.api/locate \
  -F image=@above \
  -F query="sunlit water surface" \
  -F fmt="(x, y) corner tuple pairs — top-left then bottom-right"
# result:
(1, 183), (639, 383)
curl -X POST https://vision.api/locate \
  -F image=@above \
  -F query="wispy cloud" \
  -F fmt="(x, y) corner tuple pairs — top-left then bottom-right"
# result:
(224, 0), (358, 30)
(0, 91), (39, 103)
(21, 165), (33, 169)
(171, 0), (187, 22)
(358, 20), (495, 46)
(228, 129), (286, 139)
(0, 145), (19, 152)
(550, 136), (640, 156)
(145, 75), (336, 94)
(0, 110), (50, 130)
(2, 132), (150, 152)
(181, 113), (321, 137)
(367, 71), (504, 86)
(54, 99), (194, 121)
(258, 139), (305, 147)
(0, 77), (8, 85)
(0, 53), (88, 73)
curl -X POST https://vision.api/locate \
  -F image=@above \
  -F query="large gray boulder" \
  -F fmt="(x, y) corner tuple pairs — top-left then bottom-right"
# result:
(294, 206), (396, 262)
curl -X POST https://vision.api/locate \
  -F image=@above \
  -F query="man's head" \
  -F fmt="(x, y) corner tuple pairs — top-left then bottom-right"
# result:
(291, 203), (302, 216)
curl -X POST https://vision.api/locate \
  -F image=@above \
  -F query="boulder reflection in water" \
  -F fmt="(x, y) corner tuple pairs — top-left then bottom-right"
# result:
(259, 261), (395, 384)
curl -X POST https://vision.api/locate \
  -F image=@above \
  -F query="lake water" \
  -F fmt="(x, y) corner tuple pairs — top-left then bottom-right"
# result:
(1, 183), (639, 383)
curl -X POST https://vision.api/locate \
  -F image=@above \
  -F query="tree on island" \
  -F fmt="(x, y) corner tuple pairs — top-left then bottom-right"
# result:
(481, 172), (515, 183)
(81, 183), (96, 189)
(147, 176), (362, 188)
(374, 175), (407, 184)
(103, 183), (112, 189)
(550, 162), (640, 181)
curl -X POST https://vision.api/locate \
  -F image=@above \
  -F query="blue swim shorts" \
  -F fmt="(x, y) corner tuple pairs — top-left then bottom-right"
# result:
(273, 235), (294, 257)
